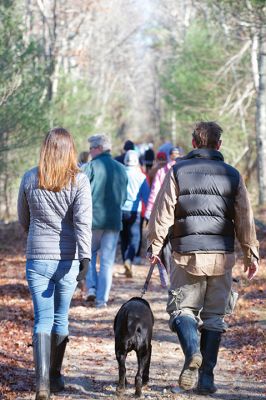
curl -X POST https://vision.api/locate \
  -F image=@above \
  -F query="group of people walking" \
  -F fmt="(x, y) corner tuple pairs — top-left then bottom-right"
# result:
(17, 122), (259, 400)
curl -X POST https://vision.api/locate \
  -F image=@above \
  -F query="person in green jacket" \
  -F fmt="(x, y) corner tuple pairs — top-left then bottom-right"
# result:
(83, 134), (128, 307)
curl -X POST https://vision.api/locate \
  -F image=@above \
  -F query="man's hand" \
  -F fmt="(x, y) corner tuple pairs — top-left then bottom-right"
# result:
(244, 259), (259, 280)
(76, 258), (90, 281)
(147, 253), (161, 265)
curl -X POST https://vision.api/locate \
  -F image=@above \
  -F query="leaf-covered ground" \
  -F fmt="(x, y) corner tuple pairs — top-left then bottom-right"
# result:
(0, 218), (265, 400)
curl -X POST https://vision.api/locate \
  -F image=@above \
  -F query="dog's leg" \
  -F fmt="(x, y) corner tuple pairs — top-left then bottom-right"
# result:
(116, 351), (127, 395)
(142, 344), (152, 386)
(135, 349), (150, 397)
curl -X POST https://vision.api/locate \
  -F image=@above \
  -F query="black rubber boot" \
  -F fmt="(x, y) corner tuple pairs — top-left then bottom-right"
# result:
(173, 315), (202, 390)
(50, 333), (68, 393)
(197, 329), (222, 395)
(33, 333), (51, 400)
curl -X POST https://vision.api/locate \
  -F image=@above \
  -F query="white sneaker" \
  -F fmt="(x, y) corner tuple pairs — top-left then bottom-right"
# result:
(96, 302), (107, 309)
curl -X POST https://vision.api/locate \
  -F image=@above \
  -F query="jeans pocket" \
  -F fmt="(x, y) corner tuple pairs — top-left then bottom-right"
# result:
(26, 260), (48, 280)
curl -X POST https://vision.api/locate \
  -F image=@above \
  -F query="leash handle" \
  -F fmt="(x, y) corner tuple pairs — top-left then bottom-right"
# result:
(140, 257), (169, 297)
(157, 260), (169, 288)
(140, 263), (155, 297)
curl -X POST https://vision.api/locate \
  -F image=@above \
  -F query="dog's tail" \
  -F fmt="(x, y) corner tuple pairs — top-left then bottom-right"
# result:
(127, 317), (147, 342)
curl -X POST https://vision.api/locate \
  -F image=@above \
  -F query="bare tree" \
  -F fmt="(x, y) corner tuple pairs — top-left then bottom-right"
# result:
(24, 0), (94, 102)
(207, 0), (266, 204)
(256, 23), (266, 204)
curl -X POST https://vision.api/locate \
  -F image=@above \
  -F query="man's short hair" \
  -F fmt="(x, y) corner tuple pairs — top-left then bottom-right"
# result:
(192, 121), (223, 149)
(88, 134), (112, 152)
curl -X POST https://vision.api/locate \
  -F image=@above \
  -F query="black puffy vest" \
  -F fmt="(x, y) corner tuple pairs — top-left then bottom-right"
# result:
(171, 149), (240, 253)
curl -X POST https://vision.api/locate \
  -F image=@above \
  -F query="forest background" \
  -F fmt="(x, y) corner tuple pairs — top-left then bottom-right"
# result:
(0, 2), (266, 399)
(0, 0), (266, 219)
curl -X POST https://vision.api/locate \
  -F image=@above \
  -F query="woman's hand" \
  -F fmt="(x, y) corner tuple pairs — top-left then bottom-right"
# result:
(76, 258), (90, 281)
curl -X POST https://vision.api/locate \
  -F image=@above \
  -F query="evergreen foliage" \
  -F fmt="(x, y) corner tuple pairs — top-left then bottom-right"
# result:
(51, 75), (95, 153)
(160, 21), (254, 166)
(0, 0), (49, 218)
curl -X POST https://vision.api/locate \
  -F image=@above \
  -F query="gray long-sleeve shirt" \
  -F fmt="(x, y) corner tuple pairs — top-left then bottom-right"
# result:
(17, 167), (92, 260)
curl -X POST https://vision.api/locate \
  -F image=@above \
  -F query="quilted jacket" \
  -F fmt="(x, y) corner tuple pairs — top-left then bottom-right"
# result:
(17, 167), (92, 260)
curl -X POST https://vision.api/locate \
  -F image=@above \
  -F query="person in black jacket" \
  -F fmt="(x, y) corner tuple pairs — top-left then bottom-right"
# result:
(147, 121), (259, 395)
(115, 140), (135, 164)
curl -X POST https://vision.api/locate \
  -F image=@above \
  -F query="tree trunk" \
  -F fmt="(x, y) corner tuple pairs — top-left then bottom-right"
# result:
(256, 24), (266, 205)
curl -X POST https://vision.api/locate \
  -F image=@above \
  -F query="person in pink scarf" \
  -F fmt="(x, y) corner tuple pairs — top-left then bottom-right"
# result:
(145, 147), (182, 221)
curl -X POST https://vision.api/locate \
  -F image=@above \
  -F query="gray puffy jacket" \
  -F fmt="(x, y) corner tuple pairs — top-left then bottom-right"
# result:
(17, 167), (92, 260)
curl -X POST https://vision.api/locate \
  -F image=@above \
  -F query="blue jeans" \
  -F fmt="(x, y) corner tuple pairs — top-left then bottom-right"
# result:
(86, 230), (119, 306)
(120, 211), (141, 262)
(26, 259), (79, 335)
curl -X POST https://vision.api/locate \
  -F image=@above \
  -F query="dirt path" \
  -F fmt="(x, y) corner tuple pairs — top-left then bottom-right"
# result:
(0, 217), (265, 400)
(12, 261), (262, 400)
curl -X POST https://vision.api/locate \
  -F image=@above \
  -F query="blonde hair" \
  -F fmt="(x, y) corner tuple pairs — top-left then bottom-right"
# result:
(38, 127), (79, 192)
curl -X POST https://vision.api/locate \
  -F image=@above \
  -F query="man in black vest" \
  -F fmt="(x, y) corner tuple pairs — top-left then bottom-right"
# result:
(147, 121), (259, 394)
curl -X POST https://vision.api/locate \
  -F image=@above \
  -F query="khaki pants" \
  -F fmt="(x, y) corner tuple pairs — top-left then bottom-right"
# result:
(167, 262), (232, 333)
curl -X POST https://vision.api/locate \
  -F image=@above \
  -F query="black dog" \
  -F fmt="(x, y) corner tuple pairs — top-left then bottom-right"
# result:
(114, 297), (154, 397)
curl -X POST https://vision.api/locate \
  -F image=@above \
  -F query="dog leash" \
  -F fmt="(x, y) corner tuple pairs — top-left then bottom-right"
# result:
(140, 259), (169, 298)
(140, 263), (155, 298)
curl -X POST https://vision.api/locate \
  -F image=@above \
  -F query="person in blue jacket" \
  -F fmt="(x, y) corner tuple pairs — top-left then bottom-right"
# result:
(83, 133), (128, 308)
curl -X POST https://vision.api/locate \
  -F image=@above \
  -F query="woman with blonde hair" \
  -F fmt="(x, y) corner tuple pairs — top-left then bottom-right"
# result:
(18, 127), (92, 400)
